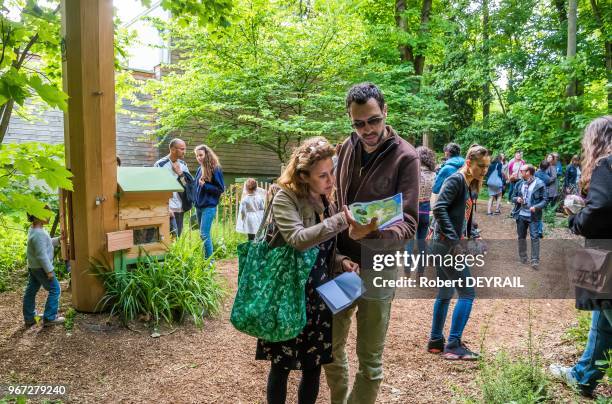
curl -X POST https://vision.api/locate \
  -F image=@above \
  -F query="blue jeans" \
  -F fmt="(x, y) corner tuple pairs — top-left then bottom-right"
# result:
(23, 268), (61, 322)
(571, 310), (612, 395)
(196, 206), (217, 258)
(516, 216), (540, 262)
(536, 220), (543, 238)
(430, 265), (475, 343)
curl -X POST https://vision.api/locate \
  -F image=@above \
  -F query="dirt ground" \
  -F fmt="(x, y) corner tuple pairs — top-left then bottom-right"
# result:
(0, 204), (608, 403)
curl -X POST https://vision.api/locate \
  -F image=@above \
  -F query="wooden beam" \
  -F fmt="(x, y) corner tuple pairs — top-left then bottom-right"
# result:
(61, 0), (118, 311)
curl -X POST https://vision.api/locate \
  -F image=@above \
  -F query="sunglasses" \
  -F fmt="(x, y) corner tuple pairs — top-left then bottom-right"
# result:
(351, 116), (384, 129)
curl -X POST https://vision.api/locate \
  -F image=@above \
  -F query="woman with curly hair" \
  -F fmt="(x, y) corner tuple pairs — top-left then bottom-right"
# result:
(550, 116), (612, 398)
(256, 136), (369, 404)
(193, 144), (225, 258)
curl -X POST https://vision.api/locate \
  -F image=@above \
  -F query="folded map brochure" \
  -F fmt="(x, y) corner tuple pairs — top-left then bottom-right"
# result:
(349, 193), (404, 230)
(316, 272), (366, 314)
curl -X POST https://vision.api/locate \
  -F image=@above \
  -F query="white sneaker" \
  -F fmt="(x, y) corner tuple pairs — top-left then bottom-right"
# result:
(42, 316), (65, 327)
(549, 363), (576, 386)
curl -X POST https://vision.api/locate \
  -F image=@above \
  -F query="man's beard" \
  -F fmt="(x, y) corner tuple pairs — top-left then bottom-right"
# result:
(362, 127), (386, 148)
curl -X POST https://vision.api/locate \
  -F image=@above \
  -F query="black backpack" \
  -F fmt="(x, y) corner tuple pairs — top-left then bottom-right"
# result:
(157, 158), (194, 212)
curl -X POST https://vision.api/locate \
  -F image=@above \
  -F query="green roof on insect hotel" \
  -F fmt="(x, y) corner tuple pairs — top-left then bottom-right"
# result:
(117, 167), (183, 193)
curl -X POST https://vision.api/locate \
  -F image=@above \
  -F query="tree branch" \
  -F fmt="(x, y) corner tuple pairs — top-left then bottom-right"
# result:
(488, 79), (506, 115)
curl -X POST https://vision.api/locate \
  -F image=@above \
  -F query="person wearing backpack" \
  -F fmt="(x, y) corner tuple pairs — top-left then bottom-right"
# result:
(154, 138), (193, 237)
(484, 154), (504, 215)
(549, 116), (612, 398)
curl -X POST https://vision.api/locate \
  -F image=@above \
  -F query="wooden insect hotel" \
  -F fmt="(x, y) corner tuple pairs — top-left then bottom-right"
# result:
(106, 167), (183, 271)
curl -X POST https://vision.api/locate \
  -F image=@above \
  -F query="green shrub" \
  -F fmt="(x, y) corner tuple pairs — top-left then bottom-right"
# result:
(211, 220), (247, 259)
(0, 215), (28, 292)
(458, 303), (550, 403)
(64, 307), (76, 332)
(543, 203), (558, 226)
(563, 311), (592, 351)
(478, 350), (550, 403)
(182, 213), (246, 259)
(94, 235), (227, 327)
(595, 351), (611, 403)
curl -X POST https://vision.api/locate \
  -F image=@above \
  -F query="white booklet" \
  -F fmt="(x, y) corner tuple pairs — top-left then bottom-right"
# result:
(349, 193), (404, 230)
(316, 272), (366, 314)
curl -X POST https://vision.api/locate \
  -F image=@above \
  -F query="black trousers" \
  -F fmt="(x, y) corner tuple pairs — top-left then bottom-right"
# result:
(267, 363), (321, 404)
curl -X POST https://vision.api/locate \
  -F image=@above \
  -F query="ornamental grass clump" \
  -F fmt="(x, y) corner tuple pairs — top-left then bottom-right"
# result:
(94, 235), (226, 327)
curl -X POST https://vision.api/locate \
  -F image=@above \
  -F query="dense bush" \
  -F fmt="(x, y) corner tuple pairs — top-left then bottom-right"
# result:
(0, 215), (28, 292)
(95, 235), (226, 327)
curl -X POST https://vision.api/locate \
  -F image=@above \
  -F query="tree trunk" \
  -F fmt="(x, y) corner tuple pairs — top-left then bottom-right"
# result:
(0, 99), (14, 144)
(563, 0), (577, 131)
(589, 0), (612, 112)
(395, 0), (412, 63)
(566, 0), (577, 97)
(482, 0), (490, 122)
(413, 0), (432, 76)
(0, 32), (40, 145)
(607, 41), (612, 113)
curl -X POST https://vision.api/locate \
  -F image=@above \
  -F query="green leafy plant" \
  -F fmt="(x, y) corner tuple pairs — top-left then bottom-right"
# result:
(64, 307), (76, 332)
(477, 350), (550, 403)
(0, 142), (72, 221)
(543, 202), (559, 226)
(211, 220), (246, 260)
(0, 214), (28, 292)
(457, 302), (550, 403)
(595, 350), (611, 403)
(94, 235), (226, 327)
(563, 310), (592, 351)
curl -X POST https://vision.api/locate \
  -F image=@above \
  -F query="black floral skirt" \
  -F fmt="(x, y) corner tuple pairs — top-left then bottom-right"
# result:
(255, 238), (333, 370)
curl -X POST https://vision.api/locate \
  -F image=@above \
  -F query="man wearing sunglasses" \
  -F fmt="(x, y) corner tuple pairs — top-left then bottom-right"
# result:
(324, 83), (419, 404)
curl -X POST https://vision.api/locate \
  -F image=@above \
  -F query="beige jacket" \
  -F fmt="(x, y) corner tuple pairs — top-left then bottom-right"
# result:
(269, 187), (349, 272)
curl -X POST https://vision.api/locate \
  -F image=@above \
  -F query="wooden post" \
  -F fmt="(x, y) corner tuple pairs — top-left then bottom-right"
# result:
(61, 0), (118, 311)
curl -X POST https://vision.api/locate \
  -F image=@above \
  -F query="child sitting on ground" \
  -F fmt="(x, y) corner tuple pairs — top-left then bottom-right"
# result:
(23, 210), (64, 327)
(236, 178), (265, 241)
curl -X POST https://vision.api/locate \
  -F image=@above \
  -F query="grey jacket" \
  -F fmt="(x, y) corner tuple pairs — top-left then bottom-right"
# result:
(27, 227), (59, 273)
(545, 164), (558, 198)
(269, 187), (349, 272)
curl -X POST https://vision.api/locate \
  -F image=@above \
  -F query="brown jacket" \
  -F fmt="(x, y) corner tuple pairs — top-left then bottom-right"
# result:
(268, 187), (348, 272)
(336, 126), (420, 262)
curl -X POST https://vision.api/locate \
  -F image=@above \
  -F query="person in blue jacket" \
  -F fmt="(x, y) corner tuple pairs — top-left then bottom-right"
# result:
(193, 144), (225, 258)
(431, 143), (465, 198)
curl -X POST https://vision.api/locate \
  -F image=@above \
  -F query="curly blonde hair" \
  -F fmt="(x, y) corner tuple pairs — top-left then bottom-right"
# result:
(277, 137), (335, 198)
(194, 144), (221, 182)
(580, 115), (612, 194)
